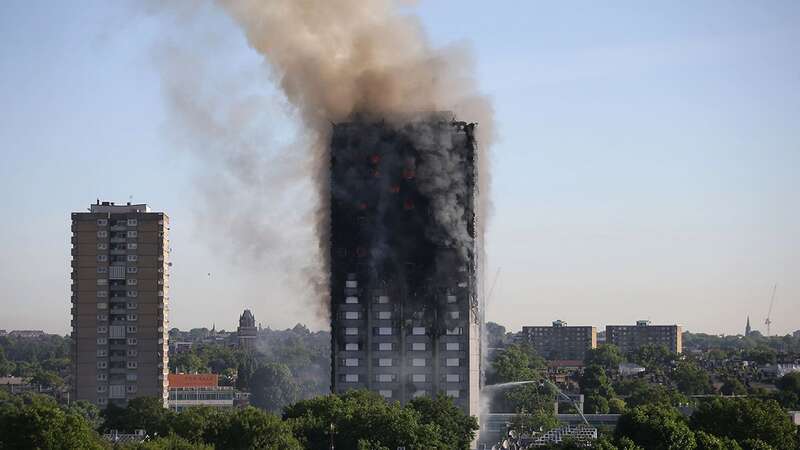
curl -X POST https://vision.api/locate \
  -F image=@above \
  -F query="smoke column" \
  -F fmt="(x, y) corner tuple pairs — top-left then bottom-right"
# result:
(214, 0), (494, 308)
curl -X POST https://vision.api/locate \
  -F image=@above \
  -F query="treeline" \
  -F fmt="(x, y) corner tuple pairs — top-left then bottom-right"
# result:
(169, 324), (330, 412)
(0, 334), (71, 389)
(0, 389), (477, 450)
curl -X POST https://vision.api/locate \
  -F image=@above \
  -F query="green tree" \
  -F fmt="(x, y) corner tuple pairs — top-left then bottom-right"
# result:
(102, 396), (175, 436)
(585, 345), (623, 372)
(615, 378), (687, 408)
(488, 344), (545, 384)
(170, 406), (224, 444)
(629, 345), (677, 374)
(0, 393), (105, 450)
(284, 390), (448, 450)
(694, 431), (743, 450)
(407, 395), (478, 450)
(249, 363), (300, 413)
(719, 376), (747, 396)
(509, 410), (560, 434)
(65, 400), (103, 430)
(615, 404), (696, 450)
(672, 361), (711, 395)
(501, 381), (557, 414)
(608, 397), (627, 414)
(124, 434), (214, 450)
(0, 347), (16, 376)
(212, 407), (301, 450)
(689, 398), (795, 450)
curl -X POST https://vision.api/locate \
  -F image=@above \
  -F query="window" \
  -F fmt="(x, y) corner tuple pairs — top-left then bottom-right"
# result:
(127, 349), (138, 357)
(96, 338), (107, 345)
(96, 303), (107, 312)
(97, 374), (107, 381)
(109, 384), (125, 398)
(412, 327), (426, 336)
(97, 267), (108, 274)
(126, 255), (138, 262)
(344, 311), (360, 320)
(126, 267), (138, 274)
(97, 231), (108, 238)
(96, 397), (107, 406)
(96, 290), (107, 298)
(109, 326), (125, 338)
(411, 358), (426, 367)
(97, 326), (107, 333)
(377, 342), (393, 351)
(127, 242), (138, 250)
(97, 385), (107, 393)
(96, 279), (107, 286)
(449, 311), (460, 319)
(345, 327), (358, 336)
(96, 349), (107, 357)
(412, 374), (426, 382)
(446, 390), (460, 398)
(126, 302), (137, 310)
(375, 327), (392, 336)
(126, 290), (138, 297)
(446, 327), (463, 336)
(377, 311), (392, 320)
(127, 219), (137, 227)
(127, 338), (137, 345)
(97, 243), (108, 250)
(411, 342), (426, 351)
(344, 343), (359, 351)
(375, 295), (389, 304)
(97, 361), (108, 369)
(97, 255), (108, 262)
(344, 374), (359, 383)
(345, 280), (358, 288)
(446, 295), (457, 303)
(379, 390), (392, 398)
(446, 342), (460, 351)
(97, 314), (108, 321)
(446, 374), (460, 382)
(127, 314), (138, 321)
(126, 374), (137, 381)
(126, 361), (138, 369)
(378, 358), (393, 367)
(97, 219), (108, 226)
(376, 374), (395, 382)
(412, 390), (427, 398)
(343, 358), (359, 367)
(126, 231), (138, 238)
(126, 385), (137, 393)
(126, 326), (137, 333)
(345, 296), (359, 304)
(446, 358), (460, 367)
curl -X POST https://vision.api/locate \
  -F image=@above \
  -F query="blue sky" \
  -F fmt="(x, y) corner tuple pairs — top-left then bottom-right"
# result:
(0, 1), (798, 336)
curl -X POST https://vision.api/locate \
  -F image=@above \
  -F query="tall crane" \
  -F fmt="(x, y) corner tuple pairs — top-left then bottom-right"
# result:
(764, 284), (777, 337)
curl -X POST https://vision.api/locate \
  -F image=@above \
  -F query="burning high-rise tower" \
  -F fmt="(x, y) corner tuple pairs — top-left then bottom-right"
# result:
(329, 113), (481, 416)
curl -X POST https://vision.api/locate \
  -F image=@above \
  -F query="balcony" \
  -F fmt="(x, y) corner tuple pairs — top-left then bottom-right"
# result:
(110, 249), (126, 256)
(110, 225), (127, 231)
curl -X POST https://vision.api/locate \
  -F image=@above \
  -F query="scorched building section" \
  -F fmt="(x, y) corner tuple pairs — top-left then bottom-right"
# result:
(330, 114), (481, 417)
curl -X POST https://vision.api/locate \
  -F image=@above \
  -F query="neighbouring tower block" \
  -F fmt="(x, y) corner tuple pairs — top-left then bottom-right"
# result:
(71, 201), (170, 407)
(329, 114), (481, 417)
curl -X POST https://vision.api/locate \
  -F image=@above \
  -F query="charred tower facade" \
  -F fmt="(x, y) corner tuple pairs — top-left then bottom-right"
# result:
(330, 114), (480, 417)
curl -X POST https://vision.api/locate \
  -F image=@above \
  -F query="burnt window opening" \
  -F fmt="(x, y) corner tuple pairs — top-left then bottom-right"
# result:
(370, 154), (381, 164)
(403, 199), (415, 210)
(356, 247), (367, 258)
(389, 184), (400, 193)
(402, 168), (415, 180)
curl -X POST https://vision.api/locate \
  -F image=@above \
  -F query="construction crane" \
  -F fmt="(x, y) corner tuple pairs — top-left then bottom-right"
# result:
(764, 284), (777, 337)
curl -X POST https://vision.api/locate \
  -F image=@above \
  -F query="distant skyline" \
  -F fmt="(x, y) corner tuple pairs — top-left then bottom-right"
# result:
(0, 1), (798, 336)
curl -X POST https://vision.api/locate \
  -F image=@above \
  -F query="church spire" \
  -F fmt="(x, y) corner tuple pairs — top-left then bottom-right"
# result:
(745, 316), (751, 337)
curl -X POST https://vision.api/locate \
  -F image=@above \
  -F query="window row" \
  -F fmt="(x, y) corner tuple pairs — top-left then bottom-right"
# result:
(342, 342), (461, 352)
(343, 327), (463, 336)
(97, 219), (138, 227)
(341, 357), (461, 367)
(340, 373), (462, 383)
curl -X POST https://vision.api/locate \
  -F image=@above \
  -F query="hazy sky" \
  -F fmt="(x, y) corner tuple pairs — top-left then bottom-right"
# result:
(0, 1), (797, 336)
